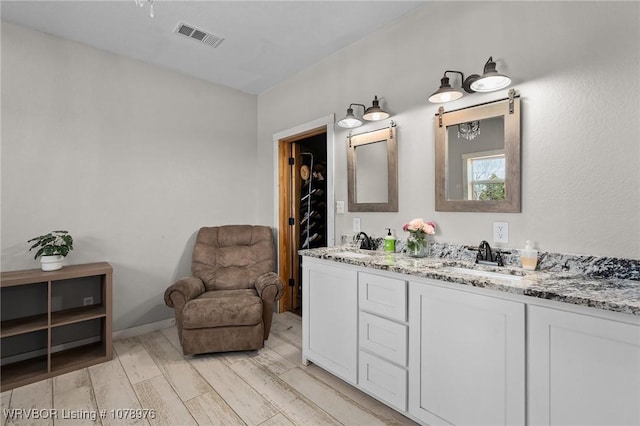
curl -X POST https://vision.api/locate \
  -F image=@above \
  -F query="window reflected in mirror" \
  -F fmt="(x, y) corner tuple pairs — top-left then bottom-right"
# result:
(465, 151), (506, 201)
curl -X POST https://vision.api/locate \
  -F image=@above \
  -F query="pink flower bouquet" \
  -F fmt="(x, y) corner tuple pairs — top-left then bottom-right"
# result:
(402, 218), (436, 235)
(403, 218), (436, 257)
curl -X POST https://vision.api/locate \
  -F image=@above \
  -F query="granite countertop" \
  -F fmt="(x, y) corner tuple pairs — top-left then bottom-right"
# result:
(299, 246), (640, 317)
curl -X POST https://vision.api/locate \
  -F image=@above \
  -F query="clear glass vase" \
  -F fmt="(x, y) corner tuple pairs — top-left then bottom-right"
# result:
(406, 232), (428, 257)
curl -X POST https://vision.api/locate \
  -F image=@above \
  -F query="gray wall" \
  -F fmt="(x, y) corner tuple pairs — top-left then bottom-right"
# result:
(257, 1), (640, 259)
(1, 22), (258, 331)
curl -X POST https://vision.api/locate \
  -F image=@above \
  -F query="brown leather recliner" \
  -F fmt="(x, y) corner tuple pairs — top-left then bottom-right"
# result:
(164, 225), (283, 355)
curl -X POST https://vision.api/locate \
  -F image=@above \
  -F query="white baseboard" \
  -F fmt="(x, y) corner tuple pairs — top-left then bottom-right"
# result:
(112, 318), (176, 340)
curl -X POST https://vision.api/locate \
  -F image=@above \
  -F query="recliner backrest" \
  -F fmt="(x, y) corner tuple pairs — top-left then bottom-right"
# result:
(192, 225), (275, 291)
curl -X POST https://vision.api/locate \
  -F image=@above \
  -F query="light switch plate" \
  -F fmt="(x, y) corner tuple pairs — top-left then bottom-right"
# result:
(493, 222), (509, 243)
(336, 201), (344, 214)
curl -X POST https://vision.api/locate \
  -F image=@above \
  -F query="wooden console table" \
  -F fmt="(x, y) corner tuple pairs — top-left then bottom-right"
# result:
(1, 262), (112, 391)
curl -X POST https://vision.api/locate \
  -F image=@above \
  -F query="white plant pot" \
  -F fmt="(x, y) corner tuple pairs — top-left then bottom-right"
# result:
(40, 255), (63, 271)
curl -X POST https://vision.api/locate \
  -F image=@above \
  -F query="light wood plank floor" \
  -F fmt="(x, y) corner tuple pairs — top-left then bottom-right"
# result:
(1, 312), (417, 426)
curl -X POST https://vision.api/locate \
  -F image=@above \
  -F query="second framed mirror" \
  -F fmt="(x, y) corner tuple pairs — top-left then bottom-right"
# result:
(435, 90), (521, 212)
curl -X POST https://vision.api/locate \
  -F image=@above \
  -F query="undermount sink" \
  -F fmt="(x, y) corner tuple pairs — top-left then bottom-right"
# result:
(334, 251), (371, 259)
(441, 266), (524, 282)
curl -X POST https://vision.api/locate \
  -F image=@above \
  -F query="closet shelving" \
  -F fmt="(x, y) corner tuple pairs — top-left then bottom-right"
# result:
(294, 154), (327, 313)
(299, 156), (326, 251)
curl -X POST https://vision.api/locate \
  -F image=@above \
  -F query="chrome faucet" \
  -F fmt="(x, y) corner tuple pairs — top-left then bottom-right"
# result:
(476, 240), (504, 266)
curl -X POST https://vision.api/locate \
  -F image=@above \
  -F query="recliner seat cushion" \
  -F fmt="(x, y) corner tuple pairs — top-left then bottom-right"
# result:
(181, 289), (262, 329)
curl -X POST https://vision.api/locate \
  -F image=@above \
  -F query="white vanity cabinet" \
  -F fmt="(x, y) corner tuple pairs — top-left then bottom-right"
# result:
(301, 258), (358, 384)
(528, 305), (640, 426)
(301, 255), (640, 426)
(408, 280), (526, 426)
(358, 272), (409, 411)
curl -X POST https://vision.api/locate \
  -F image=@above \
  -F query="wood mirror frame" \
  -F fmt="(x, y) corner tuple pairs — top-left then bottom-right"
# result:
(347, 125), (398, 212)
(435, 92), (521, 212)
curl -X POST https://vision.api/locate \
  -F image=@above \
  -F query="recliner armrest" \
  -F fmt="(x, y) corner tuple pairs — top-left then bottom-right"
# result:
(254, 272), (284, 341)
(254, 272), (284, 301)
(164, 276), (205, 308)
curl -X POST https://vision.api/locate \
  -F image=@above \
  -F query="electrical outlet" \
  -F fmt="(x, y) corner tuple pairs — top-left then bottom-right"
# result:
(493, 222), (509, 243)
(353, 217), (361, 233)
(83, 296), (93, 306)
(336, 200), (344, 214)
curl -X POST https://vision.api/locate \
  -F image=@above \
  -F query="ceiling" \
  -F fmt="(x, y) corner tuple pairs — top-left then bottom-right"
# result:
(1, 1), (426, 94)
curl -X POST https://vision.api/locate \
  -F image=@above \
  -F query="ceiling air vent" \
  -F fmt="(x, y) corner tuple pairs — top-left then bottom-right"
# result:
(174, 22), (224, 48)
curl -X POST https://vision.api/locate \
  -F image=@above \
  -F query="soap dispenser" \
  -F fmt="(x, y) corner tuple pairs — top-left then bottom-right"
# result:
(520, 240), (538, 270)
(384, 228), (395, 253)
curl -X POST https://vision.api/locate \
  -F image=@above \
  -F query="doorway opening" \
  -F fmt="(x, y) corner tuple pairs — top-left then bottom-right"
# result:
(276, 125), (330, 315)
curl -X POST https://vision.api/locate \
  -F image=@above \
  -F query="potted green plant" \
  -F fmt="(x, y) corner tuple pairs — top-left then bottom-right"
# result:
(28, 230), (74, 271)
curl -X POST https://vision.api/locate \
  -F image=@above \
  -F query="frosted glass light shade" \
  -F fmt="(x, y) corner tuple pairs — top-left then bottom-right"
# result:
(338, 108), (363, 128)
(470, 74), (511, 92)
(470, 57), (511, 92)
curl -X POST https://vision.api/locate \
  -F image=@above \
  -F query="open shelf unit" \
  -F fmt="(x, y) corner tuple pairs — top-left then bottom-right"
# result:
(1, 262), (112, 391)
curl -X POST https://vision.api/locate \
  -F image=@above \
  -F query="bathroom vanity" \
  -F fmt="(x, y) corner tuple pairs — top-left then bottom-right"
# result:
(300, 248), (640, 426)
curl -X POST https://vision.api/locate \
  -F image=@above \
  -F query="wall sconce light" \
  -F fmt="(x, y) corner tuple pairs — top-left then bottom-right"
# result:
(338, 95), (390, 128)
(428, 71), (465, 103)
(428, 57), (511, 103)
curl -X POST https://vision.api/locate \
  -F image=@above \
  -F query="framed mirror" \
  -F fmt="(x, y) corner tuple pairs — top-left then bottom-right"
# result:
(435, 92), (521, 212)
(347, 125), (398, 212)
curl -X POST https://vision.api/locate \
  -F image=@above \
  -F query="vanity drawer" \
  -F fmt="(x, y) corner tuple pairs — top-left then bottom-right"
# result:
(358, 272), (406, 321)
(359, 311), (408, 366)
(359, 350), (407, 412)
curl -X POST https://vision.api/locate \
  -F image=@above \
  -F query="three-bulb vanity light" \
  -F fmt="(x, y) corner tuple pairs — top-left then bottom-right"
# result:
(428, 56), (511, 103)
(337, 95), (390, 128)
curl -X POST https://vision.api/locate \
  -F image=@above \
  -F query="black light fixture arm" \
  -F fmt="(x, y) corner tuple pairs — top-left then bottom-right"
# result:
(443, 70), (465, 82)
(441, 70), (478, 94)
(348, 103), (366, 113)
(483, 57), (496, 73)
